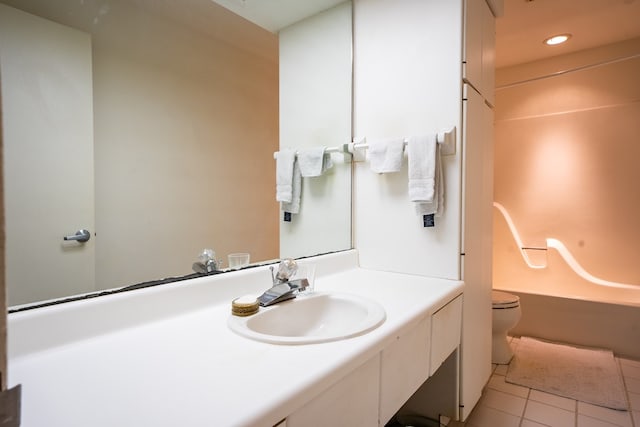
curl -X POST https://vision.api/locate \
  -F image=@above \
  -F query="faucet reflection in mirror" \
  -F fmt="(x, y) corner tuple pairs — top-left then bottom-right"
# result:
(192, 249), (221, 274)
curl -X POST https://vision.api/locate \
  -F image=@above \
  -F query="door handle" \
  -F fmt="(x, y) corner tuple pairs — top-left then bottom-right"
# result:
(63, 229), (91, 243)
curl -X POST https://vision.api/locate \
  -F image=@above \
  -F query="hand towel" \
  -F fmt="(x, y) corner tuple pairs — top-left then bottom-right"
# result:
(281, 159), (302, 214)
(415, 143), (444, 217)
(297, 147), (334, 177)
(368, 138), (405, 173)
(408, 134), (437, 202)
(275, 148), (296, 203)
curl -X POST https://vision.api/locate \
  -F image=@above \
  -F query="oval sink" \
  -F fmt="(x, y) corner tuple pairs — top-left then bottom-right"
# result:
(227, 292), (386, 345)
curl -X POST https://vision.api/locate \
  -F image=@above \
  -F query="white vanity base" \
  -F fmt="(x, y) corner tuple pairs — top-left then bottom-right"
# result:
(8, 250), (463, 427)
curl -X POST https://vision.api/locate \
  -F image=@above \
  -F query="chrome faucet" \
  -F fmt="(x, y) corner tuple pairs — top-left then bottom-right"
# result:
(258, 259), (310, 307)
(192, 248), (219, 274)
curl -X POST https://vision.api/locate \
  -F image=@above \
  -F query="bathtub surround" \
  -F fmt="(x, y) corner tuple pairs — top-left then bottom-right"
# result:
(495, 202), (640, 291)
(493, 37), (640, 307)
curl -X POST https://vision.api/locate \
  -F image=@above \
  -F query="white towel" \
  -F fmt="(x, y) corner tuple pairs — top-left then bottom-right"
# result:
(408, 134), (437, 202)
(408, 134), (444, 217)
(281, 160), (302, 214)
(297, 147), (333, 177)
(275, 148), (296, 203)
(415, 143), (444, 217)
(368, 138), (405, 173)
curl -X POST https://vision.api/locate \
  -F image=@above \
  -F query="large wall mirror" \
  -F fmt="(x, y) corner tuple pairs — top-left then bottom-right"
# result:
(0, 0), (353, 308)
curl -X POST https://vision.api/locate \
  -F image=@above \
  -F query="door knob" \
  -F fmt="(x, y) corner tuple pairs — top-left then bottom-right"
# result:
(63, 229), (91, 243)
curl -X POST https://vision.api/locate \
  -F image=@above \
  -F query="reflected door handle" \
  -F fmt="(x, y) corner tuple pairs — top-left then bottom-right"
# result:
(63, 229), (91, 243)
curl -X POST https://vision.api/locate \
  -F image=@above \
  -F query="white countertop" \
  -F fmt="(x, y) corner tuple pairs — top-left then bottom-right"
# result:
(8, 251), (463, 427)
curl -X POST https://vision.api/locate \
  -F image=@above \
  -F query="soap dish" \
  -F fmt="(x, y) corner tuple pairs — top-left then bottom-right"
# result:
(231, 295), (259, 317)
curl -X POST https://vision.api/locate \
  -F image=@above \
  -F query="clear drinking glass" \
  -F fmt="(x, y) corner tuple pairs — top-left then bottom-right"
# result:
(228, 253), (250, 270)
(291, 262), (316, 293)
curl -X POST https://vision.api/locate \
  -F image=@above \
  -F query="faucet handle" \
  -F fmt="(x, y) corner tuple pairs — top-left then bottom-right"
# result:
(274, 258), (298, 283)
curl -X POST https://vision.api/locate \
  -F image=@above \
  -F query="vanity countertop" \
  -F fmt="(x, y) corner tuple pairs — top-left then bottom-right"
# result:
(8, 251), (463, 427)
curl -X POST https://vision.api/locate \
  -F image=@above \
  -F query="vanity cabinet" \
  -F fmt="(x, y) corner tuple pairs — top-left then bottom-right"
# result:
(288, 294), (462, 427)
(430, 295), (463, 376)
(287, 355), (380, 427)
(379, 317), (431, 424)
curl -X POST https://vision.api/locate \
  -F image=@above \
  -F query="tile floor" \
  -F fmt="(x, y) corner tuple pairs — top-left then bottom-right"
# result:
(454, 338), (640, 427)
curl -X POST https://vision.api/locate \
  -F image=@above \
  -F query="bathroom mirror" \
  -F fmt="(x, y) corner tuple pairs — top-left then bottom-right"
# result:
(0, 0), (353, 308)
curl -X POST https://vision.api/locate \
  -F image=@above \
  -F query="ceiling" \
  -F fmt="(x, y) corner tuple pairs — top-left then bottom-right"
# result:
(496, 0), (640, 68)
(211, 0), (345, 32)
(211, 0), (640, 67)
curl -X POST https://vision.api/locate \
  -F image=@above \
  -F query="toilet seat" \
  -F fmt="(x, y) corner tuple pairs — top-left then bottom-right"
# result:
(492, 291), (520, 309)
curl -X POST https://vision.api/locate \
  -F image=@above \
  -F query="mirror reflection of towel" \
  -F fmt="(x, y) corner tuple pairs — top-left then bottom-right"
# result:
(275, 148), (296, 203)
(297, 147), (333, 177)
(281, 160), (302, 214)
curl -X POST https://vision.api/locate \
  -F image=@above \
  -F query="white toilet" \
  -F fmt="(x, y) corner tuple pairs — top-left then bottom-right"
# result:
(491, 290), (521, 364)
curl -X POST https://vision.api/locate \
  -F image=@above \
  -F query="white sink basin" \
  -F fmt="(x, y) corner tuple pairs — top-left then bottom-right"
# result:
(227, 292), (386, 345)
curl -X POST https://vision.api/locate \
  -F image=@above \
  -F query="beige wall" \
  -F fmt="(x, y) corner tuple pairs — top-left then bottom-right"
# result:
(0, 93), (6, 387)
(493, 38), (640, 305)
(92, 2), (279, 289)
(1, 0), (280, 298)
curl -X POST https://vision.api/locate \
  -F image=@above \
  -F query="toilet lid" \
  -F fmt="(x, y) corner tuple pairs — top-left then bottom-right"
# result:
(492, 290), (520, 308)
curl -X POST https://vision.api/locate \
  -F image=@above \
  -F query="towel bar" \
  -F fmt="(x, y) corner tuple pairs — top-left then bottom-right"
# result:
(273, 126), (456, 161)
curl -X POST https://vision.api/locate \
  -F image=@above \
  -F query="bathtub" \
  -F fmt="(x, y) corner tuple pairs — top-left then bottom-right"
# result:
(495, 289), (640, 360)
(493, 204), (640, 360)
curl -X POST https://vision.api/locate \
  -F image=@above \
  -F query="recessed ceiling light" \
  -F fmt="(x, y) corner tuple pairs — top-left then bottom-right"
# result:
(544, 34), (572, 46)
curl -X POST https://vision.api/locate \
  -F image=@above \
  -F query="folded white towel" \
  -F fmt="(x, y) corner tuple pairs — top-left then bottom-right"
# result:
(415, 143), (444, 217)
(408, 134), (437, 202)
(368, 138), (405, 173)
(275, 148), (296, 203)
(297, 147), (333, 177)
(281, 159), (302, 214)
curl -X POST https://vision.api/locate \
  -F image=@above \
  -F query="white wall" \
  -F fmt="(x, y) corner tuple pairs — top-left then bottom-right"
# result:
(0, 4), (96, 305)
(352, 1), (497, 420)
(353, 0), (464, 279)
(279, 2), (353, 259)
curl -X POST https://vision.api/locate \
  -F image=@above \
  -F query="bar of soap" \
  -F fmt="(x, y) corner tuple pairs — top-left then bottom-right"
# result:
(231, 295), (259, 316)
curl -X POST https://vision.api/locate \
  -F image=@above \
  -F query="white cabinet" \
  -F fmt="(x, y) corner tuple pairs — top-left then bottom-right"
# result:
(289, 294), (463, 426)
(458, 0), (496, 420)
(287, 355), (380, 427)
(459, 83), (494, 420)
(430, 295), (463, 376)
(463, 0), (496, 105)
(379, 318), (431, 424)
